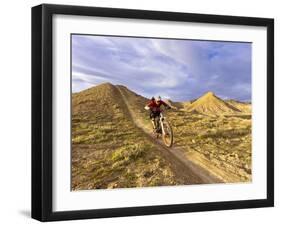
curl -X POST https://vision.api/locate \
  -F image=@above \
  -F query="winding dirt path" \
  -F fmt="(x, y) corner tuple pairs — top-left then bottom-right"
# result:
(116, 86), (222, 184)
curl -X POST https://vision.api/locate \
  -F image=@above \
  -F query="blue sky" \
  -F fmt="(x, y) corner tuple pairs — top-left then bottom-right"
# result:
(72, 35), (251, 102)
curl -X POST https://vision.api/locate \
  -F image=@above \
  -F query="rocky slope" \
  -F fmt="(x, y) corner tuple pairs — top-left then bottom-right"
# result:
(72, 83), (252, 188)
(186, 91), (242, 115)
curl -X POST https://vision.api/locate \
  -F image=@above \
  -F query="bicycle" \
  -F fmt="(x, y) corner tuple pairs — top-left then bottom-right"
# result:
(153, 110), (174, 147)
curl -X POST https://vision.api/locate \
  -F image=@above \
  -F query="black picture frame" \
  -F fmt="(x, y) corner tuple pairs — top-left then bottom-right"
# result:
(32, 3), (274, 222)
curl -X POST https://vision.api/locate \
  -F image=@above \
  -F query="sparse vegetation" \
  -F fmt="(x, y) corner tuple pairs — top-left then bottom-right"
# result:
(72, 83), (180, 190)
(72, 83), (252, 190)
(166, 95), (252, 182)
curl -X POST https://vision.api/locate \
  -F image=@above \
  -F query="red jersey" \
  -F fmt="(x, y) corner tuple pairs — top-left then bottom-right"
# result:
(147, 100), (168, 113)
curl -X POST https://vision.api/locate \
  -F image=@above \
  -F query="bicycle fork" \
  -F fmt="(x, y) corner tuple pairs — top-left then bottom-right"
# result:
(159, 116), (166, 136)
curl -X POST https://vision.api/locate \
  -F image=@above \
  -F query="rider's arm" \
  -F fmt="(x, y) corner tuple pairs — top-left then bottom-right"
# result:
(145, 101), (153, 110)
(161, 100), (168, 106)
(163, 101), (177, 110)
(160, 100), (171, 109)
(147, 101), (154, 107)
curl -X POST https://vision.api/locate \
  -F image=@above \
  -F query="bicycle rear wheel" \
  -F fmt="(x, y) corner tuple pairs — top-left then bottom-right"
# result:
(162, 121), (173, 147)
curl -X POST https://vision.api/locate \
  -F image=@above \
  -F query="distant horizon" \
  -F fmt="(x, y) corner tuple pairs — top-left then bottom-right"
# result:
(72, 82), (251, 103)
(72, 35), (252, 102)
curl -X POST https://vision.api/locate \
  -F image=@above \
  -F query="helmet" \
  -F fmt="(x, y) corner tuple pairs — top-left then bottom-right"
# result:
(156, 96), (161, 102)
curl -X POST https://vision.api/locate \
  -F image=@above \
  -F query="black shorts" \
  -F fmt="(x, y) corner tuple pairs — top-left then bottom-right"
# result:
(150, 111), (160, 119)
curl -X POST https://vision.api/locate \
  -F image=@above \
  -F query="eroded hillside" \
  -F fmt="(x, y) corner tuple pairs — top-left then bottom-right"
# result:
(115, 86), (252, 182)
(72, 83), (190, 190)
(72, 83), (252, 189)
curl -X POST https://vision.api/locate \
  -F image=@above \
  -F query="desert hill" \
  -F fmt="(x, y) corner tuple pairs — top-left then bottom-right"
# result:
(72, 82), (127, 122)
(72, 83), (184, 190)
(72, 83), (252, 188)
(115, 85), (148, 111)
(185, 91), (242, 115)
(226, 99), (252, 113)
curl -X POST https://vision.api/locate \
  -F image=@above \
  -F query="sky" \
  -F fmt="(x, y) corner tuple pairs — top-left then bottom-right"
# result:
(72, 35), (252, 102)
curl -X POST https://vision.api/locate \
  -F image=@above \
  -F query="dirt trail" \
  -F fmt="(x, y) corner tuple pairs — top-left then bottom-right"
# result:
(116, 86), (222, 184)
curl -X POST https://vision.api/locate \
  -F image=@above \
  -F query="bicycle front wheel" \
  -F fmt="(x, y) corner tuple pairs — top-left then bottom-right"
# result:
(162, 121), (173, 147)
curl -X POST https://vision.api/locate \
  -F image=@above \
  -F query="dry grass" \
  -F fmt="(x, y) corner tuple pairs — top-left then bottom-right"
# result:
(167, 110), (252, 182)
(71, 83), (179, 190)
(72, 83), (252, 189)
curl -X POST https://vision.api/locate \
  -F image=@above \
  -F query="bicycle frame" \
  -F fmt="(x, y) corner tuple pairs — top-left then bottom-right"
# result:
(159, 112), (166, 136)
(153, 109), (173, 147)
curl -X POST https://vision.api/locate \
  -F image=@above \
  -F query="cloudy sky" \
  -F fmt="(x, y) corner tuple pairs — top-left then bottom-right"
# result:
(72, 35), (252, 102)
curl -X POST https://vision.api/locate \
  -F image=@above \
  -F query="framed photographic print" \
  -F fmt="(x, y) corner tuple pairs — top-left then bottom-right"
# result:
(32, 4), (274, 221)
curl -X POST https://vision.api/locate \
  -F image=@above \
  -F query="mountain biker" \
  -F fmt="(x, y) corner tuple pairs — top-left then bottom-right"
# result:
(144, 96), (171, 132)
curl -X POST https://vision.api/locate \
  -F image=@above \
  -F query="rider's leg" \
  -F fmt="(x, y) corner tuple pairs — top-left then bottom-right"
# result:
(150, 112), (156, 131)
(155, 116), (160, 132)
(154, 112), (161, 133)
(151, 118), (156, 130)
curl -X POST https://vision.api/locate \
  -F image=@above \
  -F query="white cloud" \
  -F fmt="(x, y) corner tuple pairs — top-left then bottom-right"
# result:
(72, 35), (252, 101)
